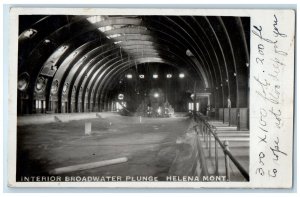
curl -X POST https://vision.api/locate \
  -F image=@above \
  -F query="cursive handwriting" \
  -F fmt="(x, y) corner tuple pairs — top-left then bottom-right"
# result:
(270, 137), (287, 162)
(269, 107), (282, 129)
(259, 152), (266, 165)
(259, 108), (267, 126)
(258, 134), (267, 144)
(252, 22), (288, 56)
(273, 14), (287, 38)
(252, 25), (277, 44)
(254, 76), (280, 104)
(268, 169), (278, 177)
(253, 12), (290, 180)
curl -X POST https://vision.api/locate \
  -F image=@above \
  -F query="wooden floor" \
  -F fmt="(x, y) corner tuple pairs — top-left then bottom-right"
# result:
(16, 114), (191, 181)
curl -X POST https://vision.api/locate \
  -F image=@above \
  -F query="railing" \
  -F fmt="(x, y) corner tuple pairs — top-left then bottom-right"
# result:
(193, 113), (249, 181)
(195, 133), (209, 177)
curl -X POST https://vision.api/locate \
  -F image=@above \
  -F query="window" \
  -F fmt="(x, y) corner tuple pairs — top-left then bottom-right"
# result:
(188, 103), (194, 111)
(35, 100), (42, 109)
(196, 103), (200, 111)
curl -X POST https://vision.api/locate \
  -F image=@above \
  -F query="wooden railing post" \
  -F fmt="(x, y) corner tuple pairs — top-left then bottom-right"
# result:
(209, 128), (212, 158)
(229, 108), (231, 126)
(204, 126), (207, 143)
(237, 108), (240, 131)
(224, 140), (230, 181)
(206, 126), (209, 148)
(215, 132), (219, 175)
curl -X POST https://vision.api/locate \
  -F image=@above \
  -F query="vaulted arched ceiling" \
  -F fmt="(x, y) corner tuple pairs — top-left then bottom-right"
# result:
(17, 15), (250, 114)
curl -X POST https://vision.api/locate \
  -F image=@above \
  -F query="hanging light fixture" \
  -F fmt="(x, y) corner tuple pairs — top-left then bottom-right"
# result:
(166, 74), (172, 78)
(126, 74), (132, 79)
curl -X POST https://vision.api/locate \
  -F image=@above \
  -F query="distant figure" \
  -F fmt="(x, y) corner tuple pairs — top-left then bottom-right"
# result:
(157, 106), (162, 116)
(227, 98), (231, 108)
(147, 106), (152, 117)
(207, 105), (211, 116)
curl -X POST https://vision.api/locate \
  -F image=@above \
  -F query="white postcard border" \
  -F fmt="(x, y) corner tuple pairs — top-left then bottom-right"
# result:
(7, 8), (295, 188)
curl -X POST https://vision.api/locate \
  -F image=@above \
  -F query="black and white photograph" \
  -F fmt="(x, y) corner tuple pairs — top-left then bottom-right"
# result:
(6, 8), (295, 188)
